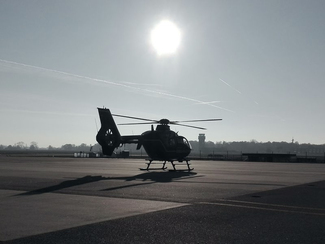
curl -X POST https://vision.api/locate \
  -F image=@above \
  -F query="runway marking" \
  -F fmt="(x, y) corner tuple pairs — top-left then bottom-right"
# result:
(207, 169), (325, 175)
(197, 200), (325, 217)
(224, 199), (325, 212)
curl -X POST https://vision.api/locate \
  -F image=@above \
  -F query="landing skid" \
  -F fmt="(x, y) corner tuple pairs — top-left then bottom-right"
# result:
(140, 159), (193, 172)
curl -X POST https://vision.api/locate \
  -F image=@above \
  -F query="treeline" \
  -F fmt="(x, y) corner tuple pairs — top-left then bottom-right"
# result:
(1, 140), (324, 156)
(115, 140), (325, 156)
(0, 142), (101, 152)
(190, 140), (325, 155)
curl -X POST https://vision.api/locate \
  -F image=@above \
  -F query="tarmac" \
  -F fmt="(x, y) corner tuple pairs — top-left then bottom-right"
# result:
(0, 156), (325, 243)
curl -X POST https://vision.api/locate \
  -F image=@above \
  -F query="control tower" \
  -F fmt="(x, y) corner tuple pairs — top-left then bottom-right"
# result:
(198, 133), (206, 151)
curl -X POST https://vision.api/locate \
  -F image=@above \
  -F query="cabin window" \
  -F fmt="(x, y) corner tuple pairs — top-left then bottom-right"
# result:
(183, 138), (189, 146)
(183, 137), (192, 149)
(176, 136), (191, 148)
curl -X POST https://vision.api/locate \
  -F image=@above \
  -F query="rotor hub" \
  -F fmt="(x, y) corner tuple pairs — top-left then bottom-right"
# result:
(159, 119), (170, 125)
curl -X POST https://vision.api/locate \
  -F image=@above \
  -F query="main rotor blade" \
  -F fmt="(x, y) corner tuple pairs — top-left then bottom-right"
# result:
(171, 118), (222, 123)
(174, 123), (207, 130)
(118, 122), (158, 125)
(112, 114), (157, 122)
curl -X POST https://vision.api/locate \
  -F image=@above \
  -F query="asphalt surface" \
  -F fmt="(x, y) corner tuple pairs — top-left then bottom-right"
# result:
(0, 156), (325, 243)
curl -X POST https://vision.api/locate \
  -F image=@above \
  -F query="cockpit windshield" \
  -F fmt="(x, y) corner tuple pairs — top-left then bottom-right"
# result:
(177, 136), (192, 149)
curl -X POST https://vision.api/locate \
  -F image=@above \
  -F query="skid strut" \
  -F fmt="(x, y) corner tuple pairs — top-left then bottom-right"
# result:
(141, 159), (193, 171)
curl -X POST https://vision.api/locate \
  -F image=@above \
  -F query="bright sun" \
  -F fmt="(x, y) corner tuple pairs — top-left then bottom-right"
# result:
(151, 20), (181, 56)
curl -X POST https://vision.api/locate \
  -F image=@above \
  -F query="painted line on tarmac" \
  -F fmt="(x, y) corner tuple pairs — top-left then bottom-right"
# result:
(223, 199), (325, 212)
(197, 200), (325, 217)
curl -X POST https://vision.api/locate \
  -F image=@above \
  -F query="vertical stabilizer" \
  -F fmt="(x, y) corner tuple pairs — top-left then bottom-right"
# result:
(96, 108), (121, 155)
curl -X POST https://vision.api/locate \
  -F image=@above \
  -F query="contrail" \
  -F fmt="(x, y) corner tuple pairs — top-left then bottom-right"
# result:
(122, 81), (163, 87)
(0, 59), (233, 112)
(195, 101), (222, 105)
(140, 88), (234, 112)
(219, 78), (260, 106)
(0, 59), (142, 91)
(219, 78), (242, 94)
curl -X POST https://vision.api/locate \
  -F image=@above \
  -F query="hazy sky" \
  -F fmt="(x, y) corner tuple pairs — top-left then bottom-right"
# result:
(1, 0), (325, 147)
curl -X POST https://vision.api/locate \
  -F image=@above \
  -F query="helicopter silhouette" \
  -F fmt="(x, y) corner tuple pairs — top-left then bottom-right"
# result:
(96, 108), (221, 171)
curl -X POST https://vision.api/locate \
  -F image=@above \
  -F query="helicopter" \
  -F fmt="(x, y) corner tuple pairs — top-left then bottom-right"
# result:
(96, 108), (222, 171)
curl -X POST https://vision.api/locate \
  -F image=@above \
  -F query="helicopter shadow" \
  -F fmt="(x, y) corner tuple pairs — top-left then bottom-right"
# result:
(15, 171), (200, 196)
(100, 170), (200, 192)
(15, 175), (110, 196)
(124, 170), (198, 182)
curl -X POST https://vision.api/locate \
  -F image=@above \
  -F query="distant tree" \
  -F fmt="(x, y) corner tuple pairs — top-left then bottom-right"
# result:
(76, 143), (90, 151)
(61, 144), (75, 151)
(91, 143), (101, 152)
(206, 141), (215, 148)
(6, 145), (13, 150)
(29, 141), (38, 150)
(14, 141), (26, 150)
(48, 145), (55, 150)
